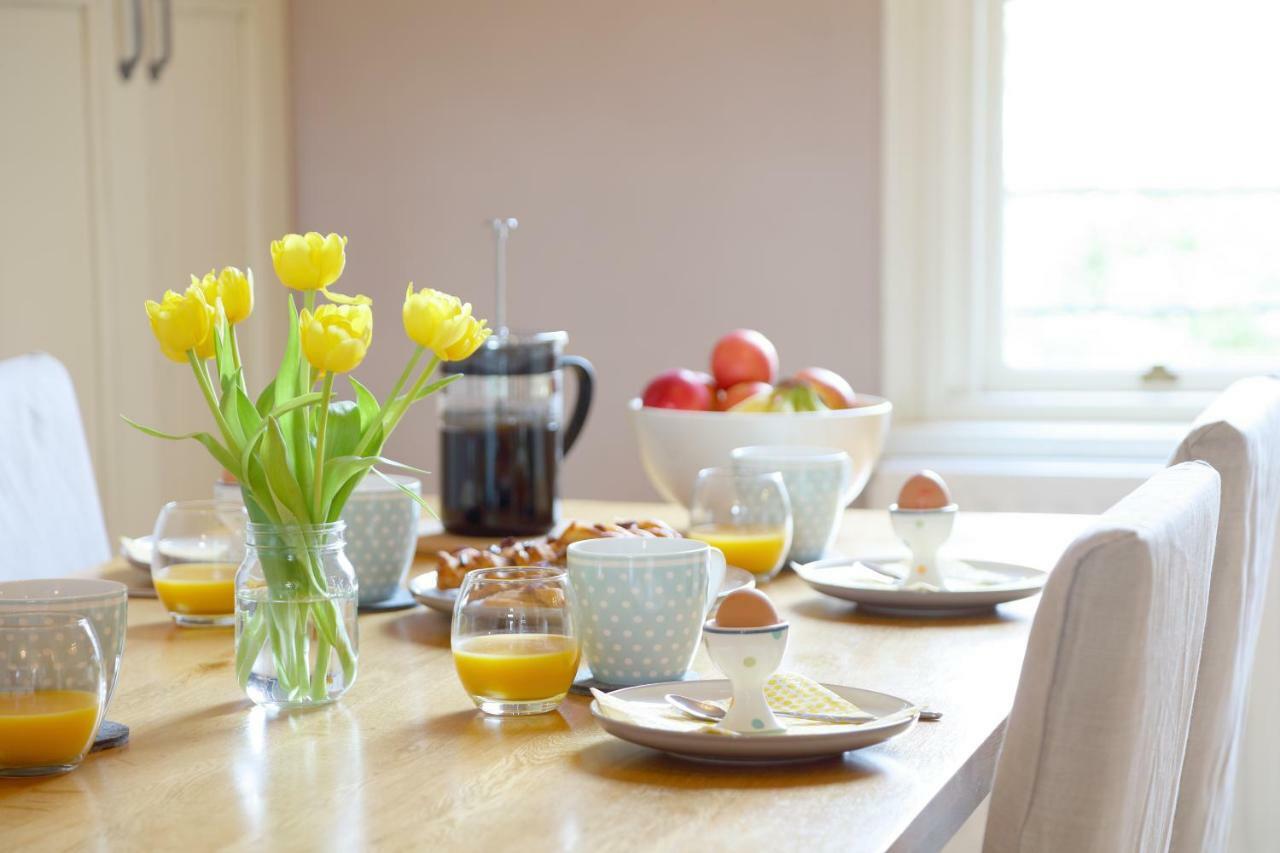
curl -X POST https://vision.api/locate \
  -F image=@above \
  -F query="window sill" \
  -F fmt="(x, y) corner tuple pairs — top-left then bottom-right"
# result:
(868, 419), (1185, 513)
(885, 418), (1186, 461)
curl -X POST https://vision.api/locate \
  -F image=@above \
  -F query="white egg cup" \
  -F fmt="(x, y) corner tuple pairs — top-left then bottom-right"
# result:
(888, 504), (958, 590)
(702, 621), (790, 734)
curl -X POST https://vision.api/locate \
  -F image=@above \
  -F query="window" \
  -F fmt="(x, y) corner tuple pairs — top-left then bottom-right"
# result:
(883, 0), (1277, 427)
(999, 0), (1280, 384)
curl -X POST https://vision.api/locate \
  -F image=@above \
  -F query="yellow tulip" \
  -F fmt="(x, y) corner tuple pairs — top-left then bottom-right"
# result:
(299, 303), (372, 374)
(402, 284), (491, 362)
(214, 267), (254, 324)
(270, 232), (347, 291)
(145, 286), (213, 362)
(193, 267), (254, 327)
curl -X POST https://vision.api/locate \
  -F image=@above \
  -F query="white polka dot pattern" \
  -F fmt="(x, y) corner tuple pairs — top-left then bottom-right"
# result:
(341, 485), (421, 605)
(0, 596), (127, 705)
(570, 559), (709, 686)
(734, 453), (849, 564)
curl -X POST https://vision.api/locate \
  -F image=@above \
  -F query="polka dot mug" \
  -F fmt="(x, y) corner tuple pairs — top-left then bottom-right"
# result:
(568, 537), (726, 687)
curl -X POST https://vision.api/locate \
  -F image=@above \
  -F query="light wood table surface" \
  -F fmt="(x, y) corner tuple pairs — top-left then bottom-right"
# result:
(1, 500), (1094, 852)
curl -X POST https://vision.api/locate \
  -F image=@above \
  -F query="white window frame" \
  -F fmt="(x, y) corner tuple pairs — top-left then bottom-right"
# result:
(881, 0), (1227, 445)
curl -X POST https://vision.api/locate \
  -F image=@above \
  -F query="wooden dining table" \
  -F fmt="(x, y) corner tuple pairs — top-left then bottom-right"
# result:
(1, 499), (1094, 852)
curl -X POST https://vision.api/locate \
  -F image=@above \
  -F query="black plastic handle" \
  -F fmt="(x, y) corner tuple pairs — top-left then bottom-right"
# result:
(560, 354), (595, 455)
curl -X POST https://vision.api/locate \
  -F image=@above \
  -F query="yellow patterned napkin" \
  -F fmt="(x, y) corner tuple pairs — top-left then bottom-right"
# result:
(592, 673), (880, 736)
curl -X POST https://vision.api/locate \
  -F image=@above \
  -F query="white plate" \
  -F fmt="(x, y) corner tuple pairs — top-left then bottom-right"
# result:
(794, 556), (1047, 616)
(119, 535), (154, 571)
(409, 565), (757, 614)
(591, 679), (917, 762)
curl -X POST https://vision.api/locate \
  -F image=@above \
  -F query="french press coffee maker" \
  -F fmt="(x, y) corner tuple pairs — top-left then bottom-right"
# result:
(438, 219), (594, 536)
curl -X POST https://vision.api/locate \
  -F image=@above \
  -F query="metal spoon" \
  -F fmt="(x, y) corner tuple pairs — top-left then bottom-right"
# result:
(664, 693), (942, 724)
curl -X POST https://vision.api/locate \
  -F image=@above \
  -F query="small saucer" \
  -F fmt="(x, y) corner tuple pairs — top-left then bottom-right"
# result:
(357, 587), (418, 614)
(569, 666), (700, 696)
(590, 680), (917, 762)
(91, 720), (130, 753)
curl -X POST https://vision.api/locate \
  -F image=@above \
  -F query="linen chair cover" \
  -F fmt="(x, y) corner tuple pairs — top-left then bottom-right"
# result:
(1169, 376), (1280, 853)
(0, 352), (109, 578)
(984, 461), (1220, 853)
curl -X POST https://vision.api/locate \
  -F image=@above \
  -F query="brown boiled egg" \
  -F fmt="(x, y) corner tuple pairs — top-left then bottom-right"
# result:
(897, 470), (952, 510)
(714, 588), (783, 628)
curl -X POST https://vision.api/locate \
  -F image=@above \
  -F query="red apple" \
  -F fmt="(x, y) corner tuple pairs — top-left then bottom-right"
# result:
(642, 369), (714, 410)
(711, 330), (779, 389)
(793, 367), (856, 409)
(716, 381), (772, 411)
(690, 370), (717, 398)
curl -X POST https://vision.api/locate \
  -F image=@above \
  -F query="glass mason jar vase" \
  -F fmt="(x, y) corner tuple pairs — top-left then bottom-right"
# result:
(234, 522), (359, 708)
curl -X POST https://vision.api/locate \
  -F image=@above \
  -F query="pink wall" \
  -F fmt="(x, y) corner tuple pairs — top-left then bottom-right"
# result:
(291, 0), (881, 500)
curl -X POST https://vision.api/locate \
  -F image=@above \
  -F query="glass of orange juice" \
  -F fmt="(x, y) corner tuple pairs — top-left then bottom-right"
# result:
(451, 567), (579, 716)
(1, 613), (106, 777)
(687, 467), (793, 581)
(152, 499), (247, 627)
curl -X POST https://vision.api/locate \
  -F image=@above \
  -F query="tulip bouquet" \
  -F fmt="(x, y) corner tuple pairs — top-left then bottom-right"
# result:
(128, 233), (490, 704)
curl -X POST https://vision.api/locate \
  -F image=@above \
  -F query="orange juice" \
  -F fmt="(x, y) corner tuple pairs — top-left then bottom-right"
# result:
(687, 525), (787, 576)
(0, 690), (100, 767)
(453, 634), (580, 701)
(154, 562), (237, 615)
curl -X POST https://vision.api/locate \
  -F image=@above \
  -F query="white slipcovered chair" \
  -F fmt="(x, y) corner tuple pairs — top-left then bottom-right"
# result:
(1168, 376), (1280, 853)
(0, 352), (110, 578)
(983, 461), (1220, 853)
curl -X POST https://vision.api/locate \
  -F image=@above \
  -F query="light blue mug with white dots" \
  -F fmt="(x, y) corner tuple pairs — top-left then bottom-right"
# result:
(731, 445), (852, 564)
(568, 537), (726, 686)
(341, 475), (422, 605)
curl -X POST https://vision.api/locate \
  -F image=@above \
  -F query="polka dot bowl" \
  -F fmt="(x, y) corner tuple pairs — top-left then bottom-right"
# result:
(0, 578), (128, 710)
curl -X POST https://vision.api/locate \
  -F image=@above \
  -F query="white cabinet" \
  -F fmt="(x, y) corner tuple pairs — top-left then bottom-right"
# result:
(0, 0), (291, 541)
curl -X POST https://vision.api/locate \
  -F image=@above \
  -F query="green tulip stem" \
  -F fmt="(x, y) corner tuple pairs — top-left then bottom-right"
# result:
(312, 371), (335, 518)
(384, 355), (441, 436)
(187, 349), (239, 459)
(383, 346), (424, 417)
(228, 323), (244, 380)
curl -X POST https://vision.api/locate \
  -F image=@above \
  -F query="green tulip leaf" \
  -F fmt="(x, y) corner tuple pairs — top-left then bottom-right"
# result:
(263, 416), (311, 524)
(322, 400), (363, 461)
(410, 373), (460, 403)
(370, 466), (434, 515)
(121, 416), (239, 477)
(318, 455), (381, 517)
(347, 375), (381, 431)
(255, 379), (277, 416)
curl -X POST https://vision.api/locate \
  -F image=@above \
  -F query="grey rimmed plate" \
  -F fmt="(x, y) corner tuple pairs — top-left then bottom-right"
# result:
(794, 556), (1047, 617)
(590, 679), (917, 762)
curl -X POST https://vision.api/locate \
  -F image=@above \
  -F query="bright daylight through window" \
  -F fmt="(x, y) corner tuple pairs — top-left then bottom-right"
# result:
(1000, 0), (1280, 377)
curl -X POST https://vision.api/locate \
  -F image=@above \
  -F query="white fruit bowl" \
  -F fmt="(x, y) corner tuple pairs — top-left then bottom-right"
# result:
(629, 395), (893, 508)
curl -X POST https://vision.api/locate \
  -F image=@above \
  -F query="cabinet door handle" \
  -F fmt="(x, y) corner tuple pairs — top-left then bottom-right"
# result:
(148, 0), (173, 81)
(119, 0), (143, 80)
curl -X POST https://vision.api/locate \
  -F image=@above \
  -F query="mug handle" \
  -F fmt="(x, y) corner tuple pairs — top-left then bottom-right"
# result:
(560, 355), (595, 455)
(704, 546), (727, 613)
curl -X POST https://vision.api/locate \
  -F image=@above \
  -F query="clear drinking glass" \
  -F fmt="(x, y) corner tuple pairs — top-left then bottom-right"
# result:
(451, 567), (579, 716)
(687, 467), (793, 581)
(152, 499), (247, 626)
(0, 613), (106, 777)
